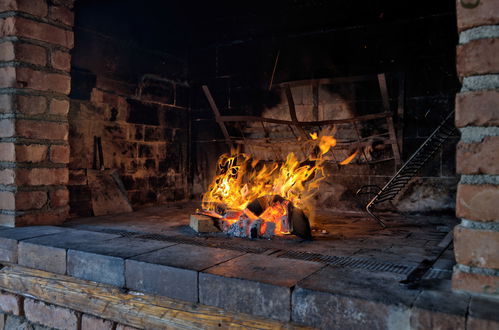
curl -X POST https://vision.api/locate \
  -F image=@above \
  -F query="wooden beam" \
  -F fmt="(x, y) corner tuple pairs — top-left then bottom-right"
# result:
(277, 75), (379, 88)
(0, 263), (309, 330)
(217, 112), (392, 127)
(202, 85), (234, 150)
(377, 74), (402, 166)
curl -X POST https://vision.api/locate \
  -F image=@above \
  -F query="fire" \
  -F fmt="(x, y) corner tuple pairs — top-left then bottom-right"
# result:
(201, 133), (358, 236)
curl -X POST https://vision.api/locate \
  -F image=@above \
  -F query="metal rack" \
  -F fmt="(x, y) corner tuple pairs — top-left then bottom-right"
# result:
(360, 110), (456, 227)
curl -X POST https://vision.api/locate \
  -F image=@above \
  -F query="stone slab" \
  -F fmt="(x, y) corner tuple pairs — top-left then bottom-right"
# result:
(200, 253), (324, 322)
(291, 265), (419, 328)
(67, 237), (175, 287)
(126, 244), (244, 303)
(18, 229), (119, 274)
(0, 226), (67, 263)
(468, 296), (499, 326)
(410, 290), (470, 330)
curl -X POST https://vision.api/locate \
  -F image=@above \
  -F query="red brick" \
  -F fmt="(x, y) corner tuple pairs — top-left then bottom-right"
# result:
(16, 120), (68, 140)
(457, 0), (499, 32)
(0, 67), (16, 88)
(50, 144), (69, 163)
(457, 137), (499, 175)
(457, 38), (499, 77)
(0, 142), (15, 161)
(49, 98), (69, 115)
(0, 0), (48, 17)
(0, 168), (14, 185)
(454, 226), (499, 269)
(15, 67), (71, 94)
(0, 291), (22, 315)
(24, 298), (78, 329)
(467, 315), (499, 330)
(15, 42), (47, 66)
(457, 184), (499, 221)
(0, 119), (14, 137)
(15, 167), (68, 186)
(16, 206), (68, 226)
(50, 188), (68, 207)
(16, 190), (47, 210)
(81, 314), (114, 330)
(17, 94), (47, 115)
(15, 144), (47, 162)
(456, 90), (499, 128)
(0, 16), (74, 49)
(50, 49), (71, 71)
(0, 191), (14, 210)
(452, 269), (499, 295)
(49, 5), (74, 27)
(0, 94), (13, 113)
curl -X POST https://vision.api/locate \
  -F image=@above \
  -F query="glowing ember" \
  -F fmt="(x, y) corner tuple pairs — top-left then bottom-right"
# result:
(201, 133), (357, 238)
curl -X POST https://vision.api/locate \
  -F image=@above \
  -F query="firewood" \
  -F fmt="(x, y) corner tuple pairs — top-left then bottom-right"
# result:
(189, 214), (221, 233)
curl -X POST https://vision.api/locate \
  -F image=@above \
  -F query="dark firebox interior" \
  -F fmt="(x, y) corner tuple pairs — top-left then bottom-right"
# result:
(69, 0), (459, 218)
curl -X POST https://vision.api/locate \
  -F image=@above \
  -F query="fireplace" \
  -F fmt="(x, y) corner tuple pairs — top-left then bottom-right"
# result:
(0, 0), (498, 329)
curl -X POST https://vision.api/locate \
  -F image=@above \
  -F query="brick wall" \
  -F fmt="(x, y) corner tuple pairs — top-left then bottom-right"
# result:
(452, 0), (499, 296)
(0, 0), (74, 226)
(0, 290), (138, 330)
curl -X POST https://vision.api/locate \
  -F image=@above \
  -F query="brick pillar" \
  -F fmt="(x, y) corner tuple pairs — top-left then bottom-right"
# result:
(0, 0), (74, 226)
(453, 0), (499, 295)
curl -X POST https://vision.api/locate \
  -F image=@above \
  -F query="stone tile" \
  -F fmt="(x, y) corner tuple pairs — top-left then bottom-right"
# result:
(0, 226), (67, 263)
(410, 290), (470, 330)
(292, 265), (418, 328)
(200, 254), (324, 322)
(67, 237), (174, 286)
(18, 229), (119, 274)
(126, 244), (244, 303)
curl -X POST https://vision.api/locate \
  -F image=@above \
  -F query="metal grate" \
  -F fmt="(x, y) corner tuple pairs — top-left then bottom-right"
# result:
(277, 250), (452, 279)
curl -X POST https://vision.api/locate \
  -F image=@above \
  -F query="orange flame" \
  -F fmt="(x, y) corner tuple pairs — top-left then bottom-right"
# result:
(202, 134), (338, 219)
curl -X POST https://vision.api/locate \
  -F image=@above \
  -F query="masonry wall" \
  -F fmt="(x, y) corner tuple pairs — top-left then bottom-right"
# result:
(452, 0), (499, 296)
(0, 0), (74, 226)
(68, 3), (190, 216)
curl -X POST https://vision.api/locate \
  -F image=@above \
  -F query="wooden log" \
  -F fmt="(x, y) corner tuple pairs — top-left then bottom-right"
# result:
(0, 263), (309, 330)
(189, 214), (221, 233)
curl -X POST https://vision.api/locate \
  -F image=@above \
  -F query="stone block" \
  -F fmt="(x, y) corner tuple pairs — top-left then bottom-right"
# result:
(0, 226), (66, 263)
(0, 119), (14, 137)
(67, 237), (173, 287)
(410, 290), (469, 330)
(457, 38), (499, 77)
(454, 225), (499, 269)
(200, 253), (324, 322)
(81, 314), (114, 330)
(467, 296), (499, 330)
(291, 265), (418, 327)
(0, 94), (13, 113)
(0, 169), (14, 185)
(456, 91), (499, 128)
(126, 244), (244, 303)
(457, 137), (499, 175)
(24, 298), (79, 330)
(456, 184), (499, 221)
(457, 0), (499, 31)
(0, 291), (22, 315)
(0, 16), (74, 49)
(116, 324), (140, 330)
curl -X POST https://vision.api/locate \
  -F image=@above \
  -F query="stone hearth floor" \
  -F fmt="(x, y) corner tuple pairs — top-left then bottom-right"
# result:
(0, 201), (498, 328)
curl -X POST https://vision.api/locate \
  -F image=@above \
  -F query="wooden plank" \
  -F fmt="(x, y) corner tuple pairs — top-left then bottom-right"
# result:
(397, 73), (405, 155)
(312, 82), (319, 121)
(202, 85), (234, 149)
(0, 264), (309, 330)
(87, 169), (133, 216)
(284, 84), (308, 140)
(218, 112), (392, 126)
(377, 74), (401, 166)
(189, 214), (221, 233)
(277, 75), (378, 88)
